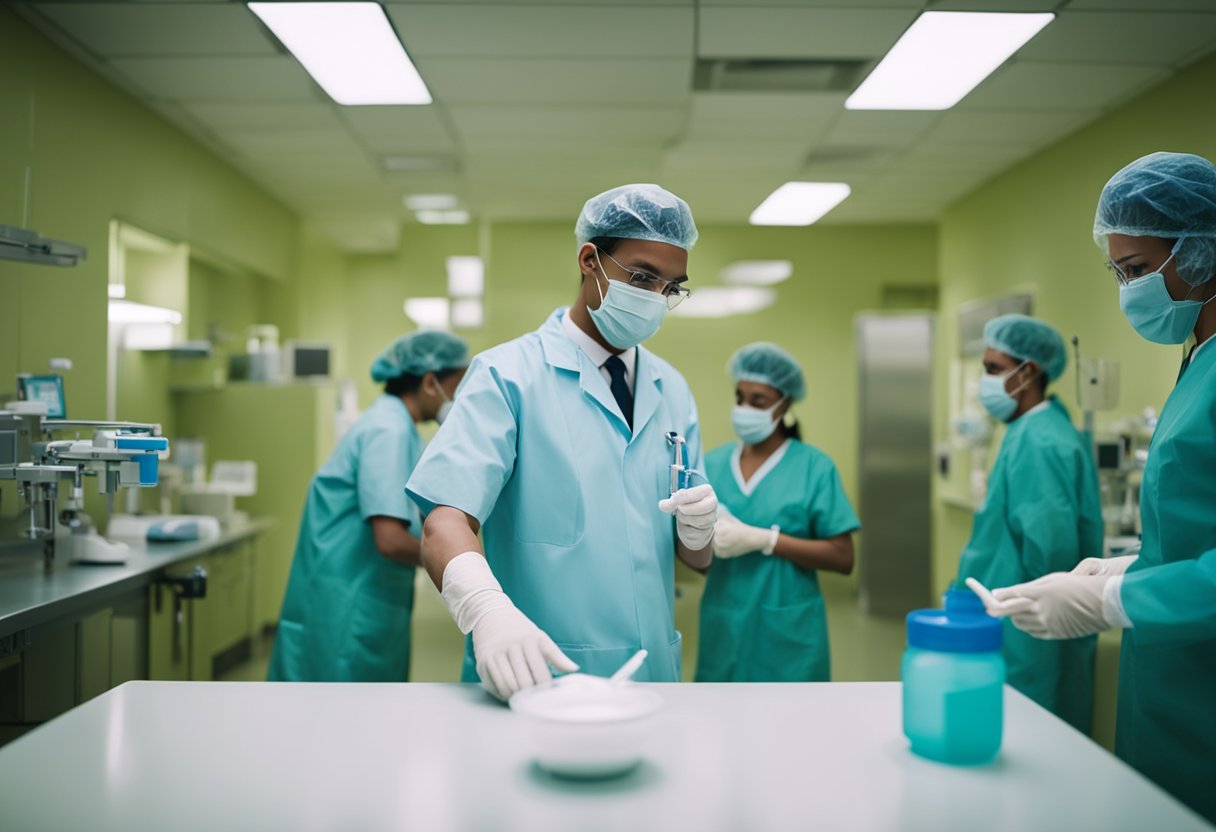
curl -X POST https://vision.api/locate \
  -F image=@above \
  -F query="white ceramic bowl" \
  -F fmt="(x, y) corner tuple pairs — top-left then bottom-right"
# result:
(509, 677), (664, 778)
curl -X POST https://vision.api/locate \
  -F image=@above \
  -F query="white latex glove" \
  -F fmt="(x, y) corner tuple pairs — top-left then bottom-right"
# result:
(440, 552), (578, 700)
(712, 514), (778, 559)
(989, 573), (1115, 640)
(658, 483), (718, 551)
(1072, 554), (1138, 577)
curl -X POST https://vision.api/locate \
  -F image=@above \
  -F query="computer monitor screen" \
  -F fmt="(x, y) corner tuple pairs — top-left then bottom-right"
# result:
(18, 375), (66, 418)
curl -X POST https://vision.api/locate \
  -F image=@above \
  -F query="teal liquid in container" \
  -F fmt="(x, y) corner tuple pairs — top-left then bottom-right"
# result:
(902, 591), (1005, 765)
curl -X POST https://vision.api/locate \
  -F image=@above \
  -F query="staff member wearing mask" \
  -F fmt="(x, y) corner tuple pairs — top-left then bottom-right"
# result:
(406, 184), (717, 700)
(696, 343), (858, 682)
(268, 331), (468, 682)
(957, 314), (1101, 732)
(983, 152), (1216, 822)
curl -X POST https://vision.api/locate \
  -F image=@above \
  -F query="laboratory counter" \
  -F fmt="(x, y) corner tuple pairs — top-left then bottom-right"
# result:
(0, 518), (274, 641)
(0, 681), (1207, 831)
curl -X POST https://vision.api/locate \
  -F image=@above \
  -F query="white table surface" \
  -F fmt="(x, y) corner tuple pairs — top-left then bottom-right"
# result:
(0, 681), (1208, 832)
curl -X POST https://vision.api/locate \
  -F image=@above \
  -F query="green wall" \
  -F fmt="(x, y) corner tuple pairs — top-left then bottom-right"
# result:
(932, 51), (1216, 592)
(0, 5), (299, 417)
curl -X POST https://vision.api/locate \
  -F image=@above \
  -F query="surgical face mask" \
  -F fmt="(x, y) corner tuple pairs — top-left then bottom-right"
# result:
(979, 361), (1033, 423)
(588, 252), (668, 350)
(1119, 256), (1216, 344)
(732, 400), (785, 445)
(431, 379), (453, 424)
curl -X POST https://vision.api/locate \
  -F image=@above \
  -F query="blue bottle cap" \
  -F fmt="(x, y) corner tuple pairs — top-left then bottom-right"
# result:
(907, 609), (1003, 653)
(943, 587), (986, 616)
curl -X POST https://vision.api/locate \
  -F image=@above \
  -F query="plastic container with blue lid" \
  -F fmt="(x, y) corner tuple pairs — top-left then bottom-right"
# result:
(902, 598), (1005, 765)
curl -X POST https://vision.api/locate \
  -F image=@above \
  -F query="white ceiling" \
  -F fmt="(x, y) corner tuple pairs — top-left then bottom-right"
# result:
(13, 0), (1216, 252)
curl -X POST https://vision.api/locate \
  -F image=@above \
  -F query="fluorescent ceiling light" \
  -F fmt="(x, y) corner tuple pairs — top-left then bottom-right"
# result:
(451, 299), (484, 329)
(720, 260), (793, 287)
(107, 283), (126, 299)
(846, 11), (1054, 111)
(108, 300), (182, 325)
(404, 297), (450, 330)
(248, 2), (432, 105)
(447, 256), (484, 298)
(750, 183), (850, 226)
(416, 210), (470, 226)
(405, 194), (459, 211)
(670, 287), (776, 319)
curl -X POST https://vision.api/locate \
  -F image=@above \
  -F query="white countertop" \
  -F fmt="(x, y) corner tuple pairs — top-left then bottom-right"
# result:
(0, 518), (274, 638)
(0, 681), (1207, 831)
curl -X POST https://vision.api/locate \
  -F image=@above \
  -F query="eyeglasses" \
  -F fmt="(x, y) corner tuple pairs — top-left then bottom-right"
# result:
(1106, 250), (1176, 287)
(597, 248), (691, 310)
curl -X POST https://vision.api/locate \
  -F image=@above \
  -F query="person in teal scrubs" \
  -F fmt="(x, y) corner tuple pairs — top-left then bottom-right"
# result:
(406, 184), (719, 701)
(268, 331), (468, 682)
(956, 314), (1101, 731)
(984, 153), (1216, 822)
(696, 343), (859, 682)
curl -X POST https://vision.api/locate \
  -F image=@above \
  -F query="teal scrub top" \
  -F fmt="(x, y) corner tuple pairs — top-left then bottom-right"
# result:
(1116, 341), (1216, 823)
(268, 395), (421, 682)
(696, 439), (860, 682)
(956, 397), (1101, 732)
(406, 308), (701, 682)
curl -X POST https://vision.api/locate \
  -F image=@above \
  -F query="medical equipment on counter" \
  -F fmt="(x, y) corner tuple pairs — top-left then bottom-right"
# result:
(245, 325), (282, 383)
(903, 596), (1004, 765)
(108, 514), (221, 542)
(178, 453), (257, 527)
(0, 393), (169, 569)
(665, 431), (691, 495)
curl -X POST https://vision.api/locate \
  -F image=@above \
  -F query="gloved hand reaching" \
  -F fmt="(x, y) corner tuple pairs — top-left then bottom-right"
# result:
(1072, 554), (1138, 577)
(988, 572), (1118, 640)
(658, 483), (718, 550)
(713, 514), (779, 559)
(440, 552), (578, 700)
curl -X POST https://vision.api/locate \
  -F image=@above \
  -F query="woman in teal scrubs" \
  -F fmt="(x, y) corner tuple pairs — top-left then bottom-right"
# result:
(985, 152), (1216, 823)
(696, 343), (859, 682)
(956, 314), (1101, 732)
(268, 331), (467, 682)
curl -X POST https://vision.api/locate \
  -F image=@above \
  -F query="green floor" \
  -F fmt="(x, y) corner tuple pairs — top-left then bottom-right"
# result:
(219, 570), (907, 684)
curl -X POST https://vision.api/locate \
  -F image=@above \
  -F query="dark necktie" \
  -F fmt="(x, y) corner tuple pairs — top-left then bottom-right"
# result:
(603, 355), (633, 429)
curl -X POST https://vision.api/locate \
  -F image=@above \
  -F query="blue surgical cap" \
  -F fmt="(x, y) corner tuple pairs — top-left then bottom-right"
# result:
(728, 342), (805, 402)
(371, 330), (469, 383)
(983, 315), (1067, 382)
(575, 184), (699, 250)
(1094, 152), (1216, 286)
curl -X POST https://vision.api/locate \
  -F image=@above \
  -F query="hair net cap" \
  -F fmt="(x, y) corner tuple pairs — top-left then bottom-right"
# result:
(728, 342), (806, 402)
(575, 184), (699, 250)
(983, 314), (1067, 382)
(371, 330), (469, 383)
(1094, 151), (1216, 286)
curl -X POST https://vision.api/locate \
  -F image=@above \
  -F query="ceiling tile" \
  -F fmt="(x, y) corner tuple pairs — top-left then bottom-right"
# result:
(961, 61), (1170, 111)
(820, 111), (941, 148)
(181, 102), (342, 133)
(416, 57), (691, 105)
(338, 107), (457, 155)
(923, 0), (1060, 11)
(108, 56), (319, 102)
(698, 7), (918, 59)
(923, 110), (1098, 148)
(699, 0), (922, 6)
(684, 92), (841, 140)
(33, 3), (275, 57)
(662, 139), (813, 175)
(386, 5), (693, 58)
(447, 105), (686, 150)
(1017, 11), (1216, 66)
(1067, 0), (1216, 10)
(214, 126), (369, 160)
(308, 216), (401, 254)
